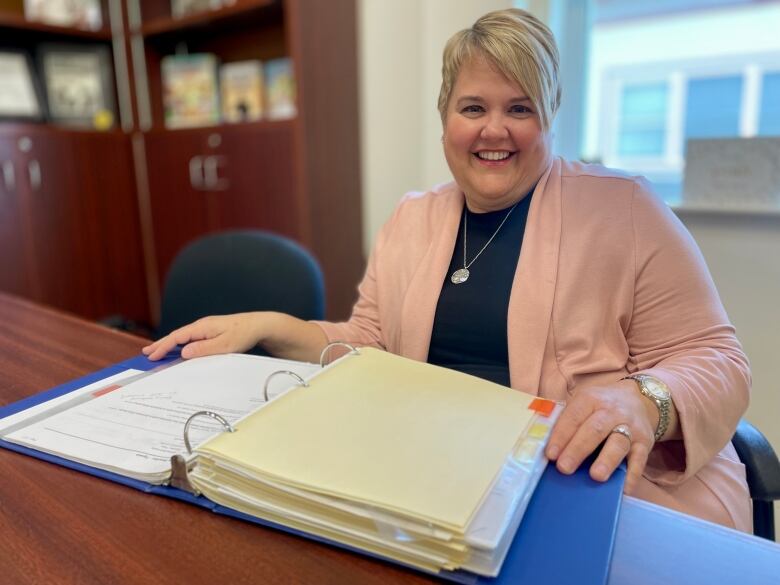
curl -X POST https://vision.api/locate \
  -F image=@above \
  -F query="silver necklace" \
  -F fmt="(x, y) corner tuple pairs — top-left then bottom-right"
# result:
(450, 202), (519, 284)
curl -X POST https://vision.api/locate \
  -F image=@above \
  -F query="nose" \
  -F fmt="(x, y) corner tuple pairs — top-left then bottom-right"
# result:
(480, 113), (509, 141)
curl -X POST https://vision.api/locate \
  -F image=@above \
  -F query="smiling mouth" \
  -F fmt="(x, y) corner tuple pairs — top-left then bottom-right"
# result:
(474, 151), (515, 161)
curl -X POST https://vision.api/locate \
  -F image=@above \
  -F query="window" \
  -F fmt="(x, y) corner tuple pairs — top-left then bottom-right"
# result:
(684, 75), (743, 143)
(758, 71), (780, 136)
(618, 83), (668, 156)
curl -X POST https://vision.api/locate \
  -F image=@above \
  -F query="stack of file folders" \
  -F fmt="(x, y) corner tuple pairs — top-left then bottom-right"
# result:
(186, 347), (561, 575)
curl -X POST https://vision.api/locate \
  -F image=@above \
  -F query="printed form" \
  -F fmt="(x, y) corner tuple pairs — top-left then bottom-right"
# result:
(0, 354), (319, 483)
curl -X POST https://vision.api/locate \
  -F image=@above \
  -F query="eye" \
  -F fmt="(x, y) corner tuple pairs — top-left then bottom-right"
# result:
(460, 104), (484, 114)
(509, 104), (533, 115)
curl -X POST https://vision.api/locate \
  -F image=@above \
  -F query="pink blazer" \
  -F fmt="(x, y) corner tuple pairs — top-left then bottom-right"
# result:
(316, 157), (752, 532)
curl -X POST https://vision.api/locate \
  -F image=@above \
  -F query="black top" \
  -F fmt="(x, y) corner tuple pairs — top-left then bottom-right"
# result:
(427, 190), (533, 386)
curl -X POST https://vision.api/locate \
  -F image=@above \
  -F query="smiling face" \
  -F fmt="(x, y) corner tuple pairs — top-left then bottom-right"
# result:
(443, 55), (552, 212)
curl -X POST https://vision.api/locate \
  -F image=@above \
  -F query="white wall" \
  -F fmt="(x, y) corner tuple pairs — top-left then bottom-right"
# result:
(678, 210), (780, 534)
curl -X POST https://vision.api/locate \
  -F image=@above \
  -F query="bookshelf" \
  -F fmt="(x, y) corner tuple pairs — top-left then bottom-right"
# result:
(129, 0), (364, 321)
(0, 11), (111, 38)
(0, 0), (149, 324)
(0, 0), (363, 326)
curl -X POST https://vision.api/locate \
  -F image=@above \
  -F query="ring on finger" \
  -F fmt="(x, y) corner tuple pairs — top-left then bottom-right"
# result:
(610, 423), (632, 443)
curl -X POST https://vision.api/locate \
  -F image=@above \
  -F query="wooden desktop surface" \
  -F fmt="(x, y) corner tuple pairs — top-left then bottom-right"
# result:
(0, 293), (433, 585)
(2, 292), (779, 585)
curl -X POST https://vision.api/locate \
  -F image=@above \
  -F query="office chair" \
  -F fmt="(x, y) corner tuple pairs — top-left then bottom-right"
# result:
(731, 419), (780, 541)
(158, 230), (325, 340)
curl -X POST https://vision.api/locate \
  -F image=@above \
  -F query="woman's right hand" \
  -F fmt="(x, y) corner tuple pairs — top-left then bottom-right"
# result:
(142, 312), (329, 363)
(142, 313), (266, 361)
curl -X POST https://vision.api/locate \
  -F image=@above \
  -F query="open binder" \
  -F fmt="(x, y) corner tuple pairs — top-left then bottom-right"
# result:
(0, 345), (625, 584)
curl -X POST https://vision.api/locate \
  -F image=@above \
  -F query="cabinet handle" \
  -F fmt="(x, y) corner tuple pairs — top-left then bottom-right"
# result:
(2, 161), (14, 193)
(203, 155), (229, 191)
(28, 159), (41, 192)
(189, 156), (205, 190)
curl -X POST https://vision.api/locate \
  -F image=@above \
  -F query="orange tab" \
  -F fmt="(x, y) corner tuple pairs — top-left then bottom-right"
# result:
(529, 398), (555, 417)
(92, 384), (121, 397)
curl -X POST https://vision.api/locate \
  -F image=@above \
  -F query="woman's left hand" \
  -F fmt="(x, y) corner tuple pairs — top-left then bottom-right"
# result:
(544, 379), (659, 494)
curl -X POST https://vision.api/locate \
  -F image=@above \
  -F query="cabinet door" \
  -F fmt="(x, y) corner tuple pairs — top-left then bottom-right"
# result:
(75, 132), (150, 322)
(144, 130), (216, 286)
(9, 128), (149, 322)
(18, 129), (101, 317)
(0, 131), (34, 297)
(212, 123), (302, 240)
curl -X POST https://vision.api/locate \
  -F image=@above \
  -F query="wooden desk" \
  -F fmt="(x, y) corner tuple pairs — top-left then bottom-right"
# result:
(0, 293), (433, 585)
(1, 293), (779, 584)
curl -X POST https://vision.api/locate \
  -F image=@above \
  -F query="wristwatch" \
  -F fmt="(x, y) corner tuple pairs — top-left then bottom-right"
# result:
(623, 374), (671, 442)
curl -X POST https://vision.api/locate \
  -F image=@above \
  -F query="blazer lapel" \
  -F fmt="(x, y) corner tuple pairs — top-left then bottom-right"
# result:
(399, 186), (464, 361)
(508, 158), (562, 394)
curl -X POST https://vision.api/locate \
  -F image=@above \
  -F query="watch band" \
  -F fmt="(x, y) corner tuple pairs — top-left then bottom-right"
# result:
(623, 374), (671, 442)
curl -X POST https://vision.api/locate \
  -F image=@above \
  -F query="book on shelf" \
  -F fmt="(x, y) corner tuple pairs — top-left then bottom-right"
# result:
(264, 57), (296, 120)
(171, 0), (223, 19)
(220, 60), (264, 123)
(24, 0), (102, 30)
(161, 53), (220, 129)
(0, 347), (561, 578)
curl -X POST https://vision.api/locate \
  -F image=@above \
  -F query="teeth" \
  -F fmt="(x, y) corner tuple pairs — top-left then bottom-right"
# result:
(477, 151), (511, 161)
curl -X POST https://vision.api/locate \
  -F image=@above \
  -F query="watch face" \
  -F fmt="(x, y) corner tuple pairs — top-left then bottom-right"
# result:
(645, 378), (670, 400)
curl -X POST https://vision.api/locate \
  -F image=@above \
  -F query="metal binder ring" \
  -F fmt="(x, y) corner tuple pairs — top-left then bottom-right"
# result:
(183, 410), (235, 454)
(319, 341), (360, 367)
(263, 370), (309, 402)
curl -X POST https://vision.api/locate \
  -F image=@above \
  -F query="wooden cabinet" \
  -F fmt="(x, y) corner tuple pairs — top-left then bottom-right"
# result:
(0, 125), (149, 322)
(142, 121), (300, 287)
(132, 0), (364, 320)
(0, 1), (150, 323)
(0, 132), (34, 298)
(0, 0), (364, 324)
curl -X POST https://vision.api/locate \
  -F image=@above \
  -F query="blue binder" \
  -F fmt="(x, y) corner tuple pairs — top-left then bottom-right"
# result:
(0, 352), (625, 584)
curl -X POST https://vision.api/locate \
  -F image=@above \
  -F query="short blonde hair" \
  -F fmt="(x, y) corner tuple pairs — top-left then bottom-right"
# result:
(438, 8), (561, 132)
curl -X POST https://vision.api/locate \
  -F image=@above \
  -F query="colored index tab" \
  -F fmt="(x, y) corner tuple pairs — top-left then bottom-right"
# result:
(92, 384), (121, 397)
(528, 423), (549, 439)
(528, 398), (555, 417)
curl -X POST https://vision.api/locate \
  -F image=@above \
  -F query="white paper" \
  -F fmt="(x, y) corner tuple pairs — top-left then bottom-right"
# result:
(0, 354), (319, 482)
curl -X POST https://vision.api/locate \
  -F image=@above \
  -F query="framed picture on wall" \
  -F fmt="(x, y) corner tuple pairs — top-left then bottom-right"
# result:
(0, 50), (45, 121)
(38, 44), (115, 129)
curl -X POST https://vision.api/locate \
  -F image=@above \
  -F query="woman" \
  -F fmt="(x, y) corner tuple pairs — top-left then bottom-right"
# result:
(144, 9), (751, 532)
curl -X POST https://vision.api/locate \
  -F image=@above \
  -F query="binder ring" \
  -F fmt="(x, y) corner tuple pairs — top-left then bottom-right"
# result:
(319, 341), (360, 367)
(263, 370), (309, 402)
(183, 410), (235, 454)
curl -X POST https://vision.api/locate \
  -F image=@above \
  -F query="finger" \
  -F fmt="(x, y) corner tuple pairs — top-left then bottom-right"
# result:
(545, 396), (595, 461)
(589, 430), (631, 482)
(555, 410), (615, 475)
(623, 441), (650, 495)
(146, 321), (212, 361)
(145, 337), (179, 361)
(141, 337), (167, 354)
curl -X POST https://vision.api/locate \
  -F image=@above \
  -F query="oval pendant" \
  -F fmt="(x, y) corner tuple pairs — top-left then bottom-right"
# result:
(451, 268), (470, 284)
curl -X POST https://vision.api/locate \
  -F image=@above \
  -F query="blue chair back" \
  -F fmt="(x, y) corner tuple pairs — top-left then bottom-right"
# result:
(158, 230), (325, 338)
